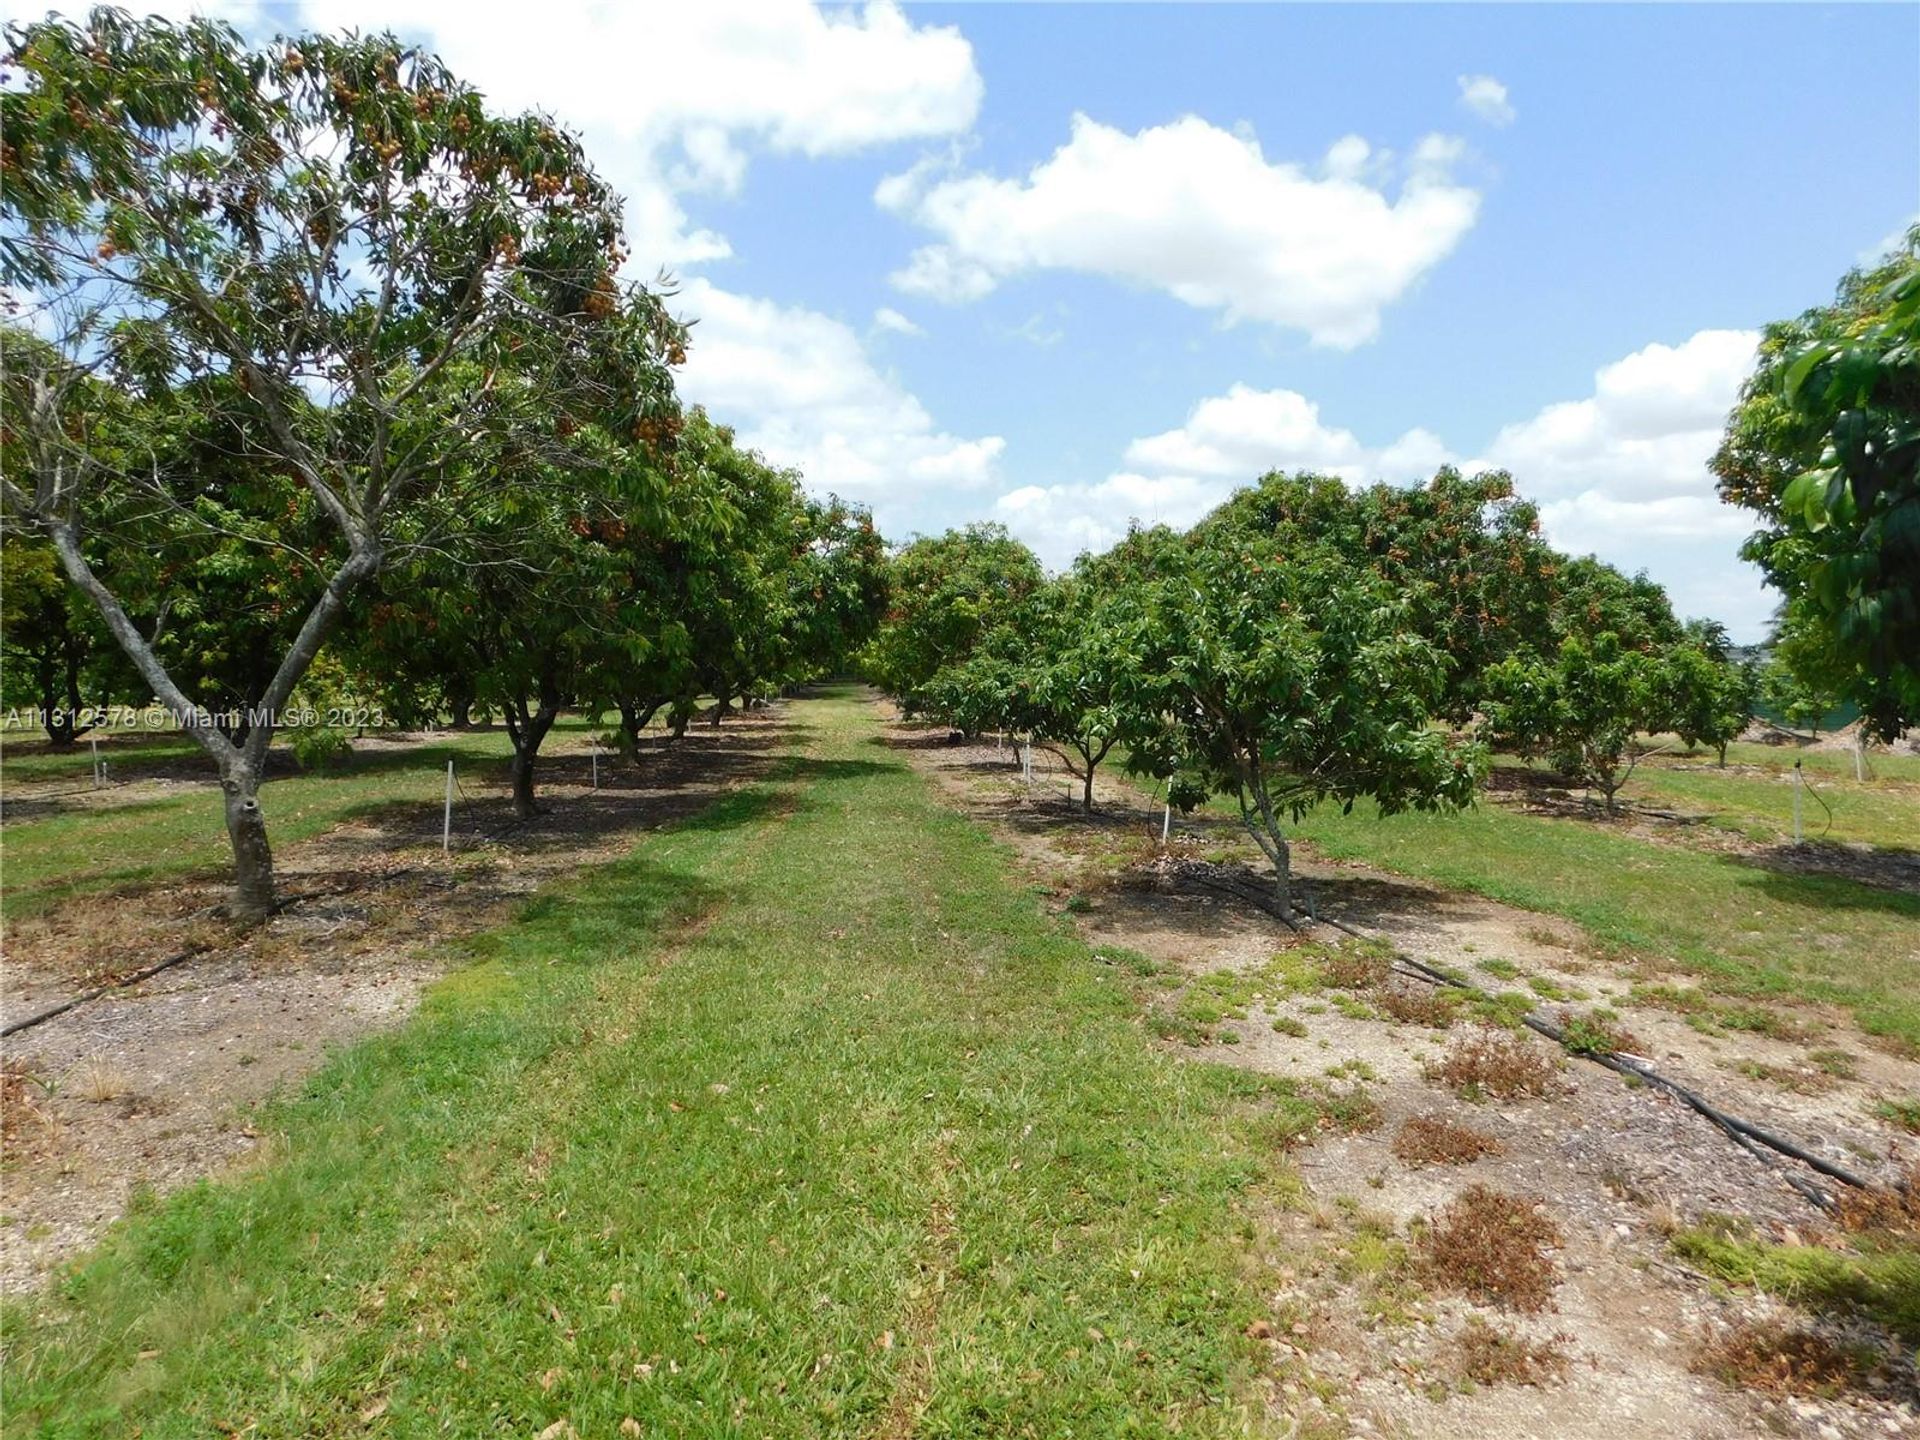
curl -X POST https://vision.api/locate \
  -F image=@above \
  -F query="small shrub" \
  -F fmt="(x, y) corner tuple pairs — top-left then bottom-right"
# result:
(1525, 975), (1586, 1002)
(1692, 1318), (1878, 1397)
(1426, 1027), (1561, 1101)
(1063, 894), (1094, 914)
(1328, 992), (1379, 1021)
(1094, 945), (1164, 979)
(291, 724), (353, 770)
(1416, 1185), (1561, 1311)
(1270, 1015), (1308, 1038)
(1466, 989), (1536, 1030)
(1475, 957), (1521, 980)
(1714, 1004), (1820, 1043)
(1393, 1114), (1502, 1168)
(1555, 1007), (1641, 1056)
(1376, 984), (1459, 1028)
(1451, 1316), (1571, 1387)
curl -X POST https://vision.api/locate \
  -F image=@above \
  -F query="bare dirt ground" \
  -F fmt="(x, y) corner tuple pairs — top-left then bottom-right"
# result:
(885, 714), (1920, 1440)
(0, 708), (789, 1293)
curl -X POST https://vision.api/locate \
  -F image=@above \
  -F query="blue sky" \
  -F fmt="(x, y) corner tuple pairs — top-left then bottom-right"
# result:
(39, 2), (1920, 639)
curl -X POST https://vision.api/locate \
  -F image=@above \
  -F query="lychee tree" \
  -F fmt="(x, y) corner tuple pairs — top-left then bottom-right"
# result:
(0, 11), (674, 916)
(1134, 534), (1486, 920)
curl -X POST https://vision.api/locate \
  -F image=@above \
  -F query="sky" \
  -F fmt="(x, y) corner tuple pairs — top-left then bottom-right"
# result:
(19, 2), (1920, 640)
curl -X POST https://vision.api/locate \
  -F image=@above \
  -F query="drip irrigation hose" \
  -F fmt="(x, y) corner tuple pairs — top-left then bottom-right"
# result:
(2, 944), (211, 1039)
(1143, 858), (1879, 1209)
(1355, 932), (1867, 1207)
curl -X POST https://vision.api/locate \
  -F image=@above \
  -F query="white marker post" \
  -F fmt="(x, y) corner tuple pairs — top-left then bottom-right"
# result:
(1021, 738), (1033, 788)
(443, 759), (454, 856)
(1163, 796), (1171, 844)
(591, 740), (600, 791)
(90, 733), (102, 789)
(1792, 759), (1803, 845)
(1854, 731), (1866, 784)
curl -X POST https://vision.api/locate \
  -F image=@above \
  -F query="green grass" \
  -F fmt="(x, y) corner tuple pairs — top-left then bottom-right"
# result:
(0, 721), (608, 919)
(1260, 792), (1920, 1047)
(1673, 1225), (1920, 1346)
(3, 689), (1317, 1437)
(1629, 757), (1920, 851)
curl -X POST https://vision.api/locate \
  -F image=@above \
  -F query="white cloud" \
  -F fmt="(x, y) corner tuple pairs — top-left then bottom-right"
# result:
(1457, 74), (1516, 127)
(871, 306), (924, 337)
(674, 278), (1003, 534)
(1475, 329), (1760, 502)
(992, 329), (1774, 632)
(997, 385), (1457, 568)
(1122, 384), (1452, 484)
(880, 113), (1481, 346)
(172, 0), (982, 271)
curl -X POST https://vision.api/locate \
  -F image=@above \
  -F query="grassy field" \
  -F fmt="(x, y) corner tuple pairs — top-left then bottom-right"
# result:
(3, 689), (1320, 1437)
(1143, 742), (1920, 1047)
(0, 722), (606, 919)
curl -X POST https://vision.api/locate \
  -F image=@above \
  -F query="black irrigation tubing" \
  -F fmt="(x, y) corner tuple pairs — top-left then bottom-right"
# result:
(1308, 909), (1876, 1208)
(1140, 857), (1876, 1209)
(1, 944), (212, 1039)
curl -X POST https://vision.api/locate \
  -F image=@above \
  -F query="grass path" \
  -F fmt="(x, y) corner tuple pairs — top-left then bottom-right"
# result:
(5, 689), (1307, 1438)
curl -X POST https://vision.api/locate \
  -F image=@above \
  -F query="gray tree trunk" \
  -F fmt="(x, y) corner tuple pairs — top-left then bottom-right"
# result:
(221, 764), (276, 921)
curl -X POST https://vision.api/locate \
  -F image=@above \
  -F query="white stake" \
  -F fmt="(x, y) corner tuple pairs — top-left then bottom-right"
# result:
(443, 759), (454, 855)
(1792, 760), (1803, 845)
(591, 739), (599, 791)
(90, 733), (101, 789)
(1854, 731), (1866, 783)
(1163, 796), (1171, 843)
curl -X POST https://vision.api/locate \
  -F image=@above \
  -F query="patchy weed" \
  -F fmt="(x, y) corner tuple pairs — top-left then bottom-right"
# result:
(1392, 1114), (1503, 1168)
(1554, 1007), (1642, 1056)
(1376, 984), (1461, 1028)
(1692, 1318), (1879, 1398)
(1426, 1027), (1561, 1101)
(1416, 1185), (1561, 1312)
(1450, 1316), (1571, 1387)
(1870, 1096), (1920, 1134)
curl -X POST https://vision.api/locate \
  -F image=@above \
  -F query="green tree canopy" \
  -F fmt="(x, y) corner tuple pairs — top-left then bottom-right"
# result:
(1713, 232), (1920, 738)
(0, 9), (677, 915)
(861, 522), (1045, 714)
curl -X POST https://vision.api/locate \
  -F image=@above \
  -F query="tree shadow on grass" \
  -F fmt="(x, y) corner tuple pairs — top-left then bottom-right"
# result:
(1726, 840), (1920, 903)
(1729, 851), (1920, 921)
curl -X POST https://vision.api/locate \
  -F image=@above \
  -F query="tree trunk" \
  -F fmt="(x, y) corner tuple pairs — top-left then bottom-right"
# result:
(1270, 837), (1293, 922)
(509, 746), (539, 819)
(618, 698), (663, 758)
(221, 766), (276, 921)
(1082, 768), (1094, 812)
(449, 695), (474, 730)
(42, 673), (76, 748)
(504, 703), (558, 820)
